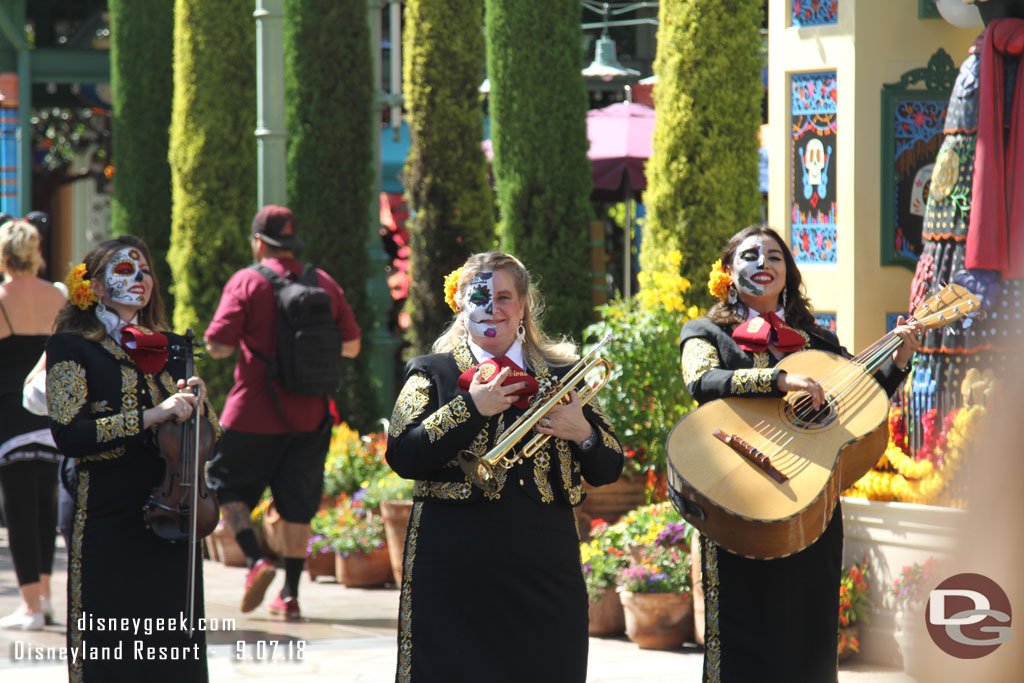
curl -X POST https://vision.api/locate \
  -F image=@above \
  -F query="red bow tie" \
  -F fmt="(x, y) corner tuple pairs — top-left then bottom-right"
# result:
(457, 355), (539, 409)
(731, 312), (805, 354)
(122, 325), (169, 374)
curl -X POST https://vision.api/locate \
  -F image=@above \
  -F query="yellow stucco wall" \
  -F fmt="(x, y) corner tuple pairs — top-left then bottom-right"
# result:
(766, 0), (978, 352)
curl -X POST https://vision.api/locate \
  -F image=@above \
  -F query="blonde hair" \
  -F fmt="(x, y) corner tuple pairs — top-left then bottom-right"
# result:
(432, 252), (579, 366)
(0, 219), (43, 275)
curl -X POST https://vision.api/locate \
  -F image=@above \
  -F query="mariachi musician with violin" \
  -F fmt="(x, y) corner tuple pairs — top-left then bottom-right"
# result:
(673, 225), (930, 683)
(46, 235), (219, 683)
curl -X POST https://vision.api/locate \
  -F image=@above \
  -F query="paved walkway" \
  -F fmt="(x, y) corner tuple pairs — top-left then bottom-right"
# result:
(0, 530), (915, 682)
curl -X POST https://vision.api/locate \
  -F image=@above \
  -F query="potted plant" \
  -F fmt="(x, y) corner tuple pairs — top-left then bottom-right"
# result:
(580, 518), (630, 636)
(305, 504), (342, 579)
(329, 498), (391, 587)
(891, 556), (945, 676)
(581, 250), (700, 521)
(322, 423), (391, 501)
(838, 557), (870, 660)
(363, 472), (415, 584)
(617, 544), (694, 650)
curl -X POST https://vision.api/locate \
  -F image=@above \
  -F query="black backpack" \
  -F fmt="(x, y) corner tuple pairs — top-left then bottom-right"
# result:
(249, 263), (343, 398)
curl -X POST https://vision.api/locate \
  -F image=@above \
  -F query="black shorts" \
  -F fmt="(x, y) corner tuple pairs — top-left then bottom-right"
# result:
(207, 422), (331, 523)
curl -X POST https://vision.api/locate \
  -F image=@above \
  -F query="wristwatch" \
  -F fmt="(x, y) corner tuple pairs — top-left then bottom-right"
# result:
(579, 427), (597, 452)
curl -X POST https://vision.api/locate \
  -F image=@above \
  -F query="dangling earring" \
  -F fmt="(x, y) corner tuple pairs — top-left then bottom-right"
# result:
(458, 318), (468, 343)
(782, 288), (789, 310)
(517, 320), (526, 344)
(727, 285), (738, 305)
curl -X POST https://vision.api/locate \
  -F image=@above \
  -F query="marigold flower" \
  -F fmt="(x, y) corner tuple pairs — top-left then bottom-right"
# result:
(443, 267), (463, 313)
(708, 259), (732, 302)
(66, 263), (99, 310)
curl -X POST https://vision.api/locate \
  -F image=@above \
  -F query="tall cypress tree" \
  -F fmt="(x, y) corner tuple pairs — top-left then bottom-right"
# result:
(108, 0), (174, 298)
(168, 0), (256, 404)
(642, 0), (763, 309)
(485, 0), (593, 340)
(283, 0), (376, 428)
(403, 0), (495, 354)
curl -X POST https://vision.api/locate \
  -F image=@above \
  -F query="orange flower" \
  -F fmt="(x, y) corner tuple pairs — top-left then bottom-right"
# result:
(707, 259), (732, 302)
(443, 267), (463, 313)
(65, 263), (99, 310)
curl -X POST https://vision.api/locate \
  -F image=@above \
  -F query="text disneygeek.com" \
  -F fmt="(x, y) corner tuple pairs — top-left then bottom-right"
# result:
(8, 611), (306, 664)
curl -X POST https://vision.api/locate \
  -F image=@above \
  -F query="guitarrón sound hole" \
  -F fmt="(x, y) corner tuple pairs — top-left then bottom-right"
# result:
(783, 395), (836, 429)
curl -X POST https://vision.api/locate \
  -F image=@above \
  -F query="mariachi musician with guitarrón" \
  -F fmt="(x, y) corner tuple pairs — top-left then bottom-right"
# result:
(46, 236), (219, 683)
(677, 225), (922, 683)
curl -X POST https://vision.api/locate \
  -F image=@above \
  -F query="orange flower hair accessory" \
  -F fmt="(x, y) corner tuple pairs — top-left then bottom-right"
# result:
(443, 267), (463, 313)
(708, 259), (732, 302)
(66, 263), (99, 310)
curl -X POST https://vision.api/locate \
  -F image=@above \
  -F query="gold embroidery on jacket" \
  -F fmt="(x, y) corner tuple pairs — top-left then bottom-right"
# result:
(422, 395), (471, 443)
(96, 366), (140, 443)
(453, 343), (475, 372)
(68, 469), (90, 683)
(557, 439), (582, 504)
(100, 336), (131, 362)
(751, 351), (771, 369)
(703, 535), (722, 682)
(532, 444), (555, 503)
(682, 338), (721, 385)
(730, 368), (775, 394)
(80, 446), (126, 464)
(48, 360), (88, 426)
(413, 480), (473, 500)
(397, 502), (423, 682)
(390, 375), (432, 438)
(89, 401), (111, 414)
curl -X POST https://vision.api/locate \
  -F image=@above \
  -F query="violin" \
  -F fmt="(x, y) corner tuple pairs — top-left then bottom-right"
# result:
(142, 329), (218, 634)
(144, 329), (219, 541)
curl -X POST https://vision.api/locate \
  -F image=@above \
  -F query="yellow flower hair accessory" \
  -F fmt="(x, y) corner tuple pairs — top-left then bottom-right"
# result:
(443, 267), (463, 313)
(708, 259), (732, 302)
(66, 263), (99, 310)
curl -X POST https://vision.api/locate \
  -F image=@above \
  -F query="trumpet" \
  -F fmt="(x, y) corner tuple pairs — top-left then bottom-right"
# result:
(457, 333), (614, 493)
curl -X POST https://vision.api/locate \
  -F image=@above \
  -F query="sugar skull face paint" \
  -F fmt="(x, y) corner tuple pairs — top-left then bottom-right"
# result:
(463, 272), (497, 338)
(730, 235), (786, 302)
(104, 247), (152, 307)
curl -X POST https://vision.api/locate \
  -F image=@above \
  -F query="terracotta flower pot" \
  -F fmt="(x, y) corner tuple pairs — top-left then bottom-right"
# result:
(305, 551), (337, 579)
(580, 477), (647, 525)
(380, 499), (414, 584)
(588, 588), (626, 637)
(620, 591), (694, 650)
(334, 545), (392, 587)
(212, 521), (247, 567)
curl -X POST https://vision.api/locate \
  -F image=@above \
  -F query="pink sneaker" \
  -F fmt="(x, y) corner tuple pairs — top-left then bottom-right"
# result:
(267, 594), (301, 622)
(240, 558), (277, 613)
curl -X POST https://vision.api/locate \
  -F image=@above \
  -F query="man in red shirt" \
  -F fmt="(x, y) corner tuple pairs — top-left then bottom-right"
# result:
(204, 205), (360, 621)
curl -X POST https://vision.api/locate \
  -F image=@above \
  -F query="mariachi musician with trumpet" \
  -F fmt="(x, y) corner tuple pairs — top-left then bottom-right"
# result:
(385, 252), (623, 683)
(46, 236), (219, 683)
(673, 225), (926, 683)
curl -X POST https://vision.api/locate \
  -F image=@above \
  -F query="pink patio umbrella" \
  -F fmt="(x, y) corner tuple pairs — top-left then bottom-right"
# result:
(482, 102), (656, 296)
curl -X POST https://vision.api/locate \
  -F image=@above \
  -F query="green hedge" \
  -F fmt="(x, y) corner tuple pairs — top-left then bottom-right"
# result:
(167, 0), (256, 406)
(403, 0), (495, 355)
(108, 0), (174, 301)
(485, 0), (594, 341)
(642, 0), (764, 309)
(283, 0), (377, 428)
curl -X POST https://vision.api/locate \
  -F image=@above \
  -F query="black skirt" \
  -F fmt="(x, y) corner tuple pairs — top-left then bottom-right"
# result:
(397, 488), (588, 683)
(701, 502), (843, 683)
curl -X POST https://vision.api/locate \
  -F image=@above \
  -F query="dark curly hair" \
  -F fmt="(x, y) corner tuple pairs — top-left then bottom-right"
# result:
(706, 225), (816, 331)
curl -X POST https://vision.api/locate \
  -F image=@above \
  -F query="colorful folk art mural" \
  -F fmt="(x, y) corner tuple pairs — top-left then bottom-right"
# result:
(791, 71), (837, 265)
(792, 1), (839, 27)
(888, 99), (948, 265)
